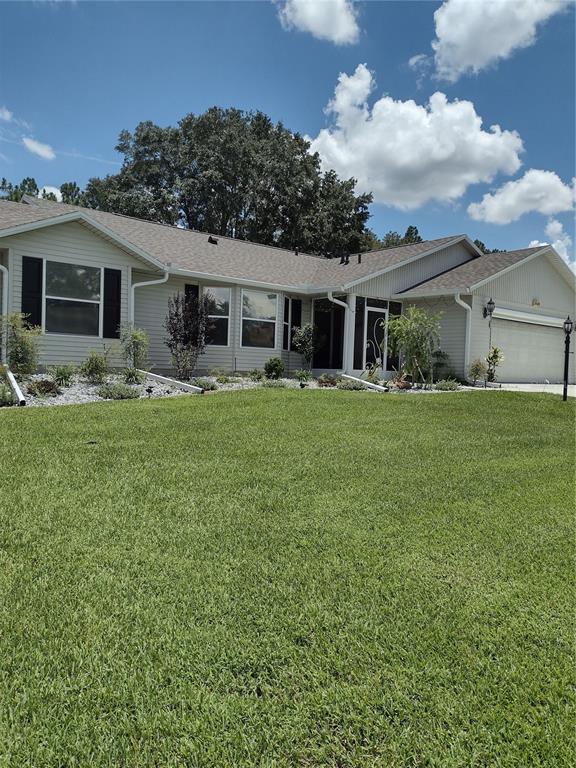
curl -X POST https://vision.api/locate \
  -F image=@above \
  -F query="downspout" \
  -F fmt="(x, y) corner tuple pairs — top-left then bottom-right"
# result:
(327, 290), (355, 373)
(130, 271), (169, 324)
(454, 292), (471, 377)
(0, 263), (8, 363)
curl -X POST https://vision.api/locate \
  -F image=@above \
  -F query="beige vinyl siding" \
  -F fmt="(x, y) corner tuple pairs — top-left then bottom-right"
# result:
(3, 221), (152, 367)
(134, 277), (309, 373)
(353, 243), (473, 298)
(468, 255), (576, 382)
(471, 252), (575, 314)
(407, 296), (468, 377)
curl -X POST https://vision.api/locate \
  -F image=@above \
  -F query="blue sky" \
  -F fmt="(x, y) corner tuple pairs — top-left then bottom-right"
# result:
(0, 0), (574, 257)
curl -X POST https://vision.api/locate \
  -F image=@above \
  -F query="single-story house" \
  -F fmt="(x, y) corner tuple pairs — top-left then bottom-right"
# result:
(0, 195), (574, 383)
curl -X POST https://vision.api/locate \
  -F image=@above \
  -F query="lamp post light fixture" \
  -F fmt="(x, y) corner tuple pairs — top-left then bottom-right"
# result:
(562, 315), (573, 402)
(483, 297), (496, 352)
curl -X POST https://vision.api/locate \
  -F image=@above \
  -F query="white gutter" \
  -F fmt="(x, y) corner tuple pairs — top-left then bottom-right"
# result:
(454, 293), (471, 374)
(130, 272), (169, 324)
(6, 368), (26, 406)
(0, 263), (7, 363)
(327, 291), (348, 311)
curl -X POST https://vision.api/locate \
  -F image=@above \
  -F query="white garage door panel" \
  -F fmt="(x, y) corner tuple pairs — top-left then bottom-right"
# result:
(492, 319), (574, 383)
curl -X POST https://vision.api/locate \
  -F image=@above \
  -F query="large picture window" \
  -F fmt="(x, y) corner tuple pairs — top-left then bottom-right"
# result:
(242, 290), (277, 348)
(45, 261), (102, 336)
(205, 286), (230, 346)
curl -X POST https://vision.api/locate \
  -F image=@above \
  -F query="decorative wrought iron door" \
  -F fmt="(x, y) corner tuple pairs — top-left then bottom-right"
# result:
(364, 307), (387, 369)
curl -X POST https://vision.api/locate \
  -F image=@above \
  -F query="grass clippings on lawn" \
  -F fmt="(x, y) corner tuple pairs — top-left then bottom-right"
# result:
(0, 390), (574, 767)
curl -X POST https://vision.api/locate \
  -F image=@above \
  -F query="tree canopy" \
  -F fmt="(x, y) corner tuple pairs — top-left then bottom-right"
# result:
(0, 106), (431, 258)
(82, 108), (377, 257)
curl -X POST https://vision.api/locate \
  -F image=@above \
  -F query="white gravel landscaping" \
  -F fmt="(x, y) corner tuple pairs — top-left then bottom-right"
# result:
(2, 371), (462, 409)
(23, 373), (188, 408)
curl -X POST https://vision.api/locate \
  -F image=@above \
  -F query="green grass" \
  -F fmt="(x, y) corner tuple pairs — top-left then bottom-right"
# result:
(0, 390), (574, 767)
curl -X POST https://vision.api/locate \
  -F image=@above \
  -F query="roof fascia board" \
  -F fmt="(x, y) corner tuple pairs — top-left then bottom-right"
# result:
(0, 211), (168, 272)
(392, 288), (461, 300)
(341, 236), (467, 290)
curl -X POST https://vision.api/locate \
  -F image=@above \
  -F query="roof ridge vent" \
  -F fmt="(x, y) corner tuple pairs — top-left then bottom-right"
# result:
(208, 235), (218, 245)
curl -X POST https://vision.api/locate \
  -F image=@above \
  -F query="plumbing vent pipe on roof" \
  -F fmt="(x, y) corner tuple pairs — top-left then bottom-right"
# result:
(208, 236), (218, 245)
(357, 253), (362, 264)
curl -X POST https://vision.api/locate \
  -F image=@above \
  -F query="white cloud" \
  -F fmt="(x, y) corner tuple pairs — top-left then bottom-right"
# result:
(545, 218), (572, 261)
(309, 64), (523, 209)
(277, 0), (359, 45)
(39, 185), (63, 202)
(529, 219), (573, 262)
(468, 169), (575, 224)
(22, 136), (55, 160)
(0, 106), (13, 122)
(431, 0), (570, 82)
(408, 53), (431, 87)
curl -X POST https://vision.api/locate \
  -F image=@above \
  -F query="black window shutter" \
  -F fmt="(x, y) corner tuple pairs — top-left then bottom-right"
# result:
(103, 268), (121, 338)
(290, 299), (302, 346)
(353, 297), (365, 370)
(185, 284), (199, 303)
(21, 256), (43, 327)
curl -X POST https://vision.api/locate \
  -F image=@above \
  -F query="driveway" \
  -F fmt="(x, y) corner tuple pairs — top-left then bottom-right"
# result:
(470, 383), (575, 397)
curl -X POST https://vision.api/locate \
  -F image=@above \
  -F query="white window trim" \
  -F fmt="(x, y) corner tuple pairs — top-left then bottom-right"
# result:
(42, 257), (104, 338)
(203, 285), (231, 347)
(240, 288), (279, 350)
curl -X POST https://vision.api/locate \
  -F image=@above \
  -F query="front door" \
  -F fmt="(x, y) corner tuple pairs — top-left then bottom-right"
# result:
(364, 307), (387, 370)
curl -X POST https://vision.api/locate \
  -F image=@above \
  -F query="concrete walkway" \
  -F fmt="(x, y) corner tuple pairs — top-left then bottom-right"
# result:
(468, 383), (575, 397)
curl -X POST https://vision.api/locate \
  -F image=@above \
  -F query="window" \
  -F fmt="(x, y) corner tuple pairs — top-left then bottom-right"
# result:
(45, 261), (102, 336)
(242, 290), (277, 348)
(283, 297), (303, 350)
(204, 286), (230, 346)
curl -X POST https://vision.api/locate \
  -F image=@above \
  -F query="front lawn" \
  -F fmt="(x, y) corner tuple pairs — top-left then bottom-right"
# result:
(0, 390), (573, 766)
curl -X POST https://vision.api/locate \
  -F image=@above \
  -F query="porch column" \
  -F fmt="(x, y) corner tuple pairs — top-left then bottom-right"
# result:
(343, 293), (356, 373)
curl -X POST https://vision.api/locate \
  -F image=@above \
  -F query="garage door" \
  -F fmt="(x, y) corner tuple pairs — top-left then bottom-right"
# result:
(491, 319), (574, 383)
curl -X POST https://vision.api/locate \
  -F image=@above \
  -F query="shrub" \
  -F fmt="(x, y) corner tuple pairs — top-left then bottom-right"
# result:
(486, 346), (504, 382)
(80, 351), (108, 384)
(337, 378), (367, 391)
(192, 377), (218, 391)
(291, 324), (317, 369)
(248, 368), (264, 382)
(469, 358), (488, 386)
(264, 357), (285, 379)
(0, 382), (13, 407)
(48, 364), (76, 388)
(432, 350), (453, 381)
(317, 373), (339, 388)
(123, 367), (146, 385)
(164, 291), (213, 380)
(120, 324), (150, 369)
(293, 368), (312, 382)
(1, 313), (41, 376)
(97, 382), (140, 400)
(262, 379), (287, 388)
(435, 378), (459, 391)
(386, 306), (441, 385)
(210, 368), (232, 383)
(27, 378), (61, 397)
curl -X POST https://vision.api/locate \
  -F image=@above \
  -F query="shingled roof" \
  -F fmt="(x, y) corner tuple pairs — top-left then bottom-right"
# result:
(398, 247), (551, 297)
(0, 196), (472, 291)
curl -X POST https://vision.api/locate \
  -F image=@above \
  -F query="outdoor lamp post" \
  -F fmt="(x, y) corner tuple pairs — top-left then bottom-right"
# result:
(484, 297), (496, 350)
(562, 315), (573, 402)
